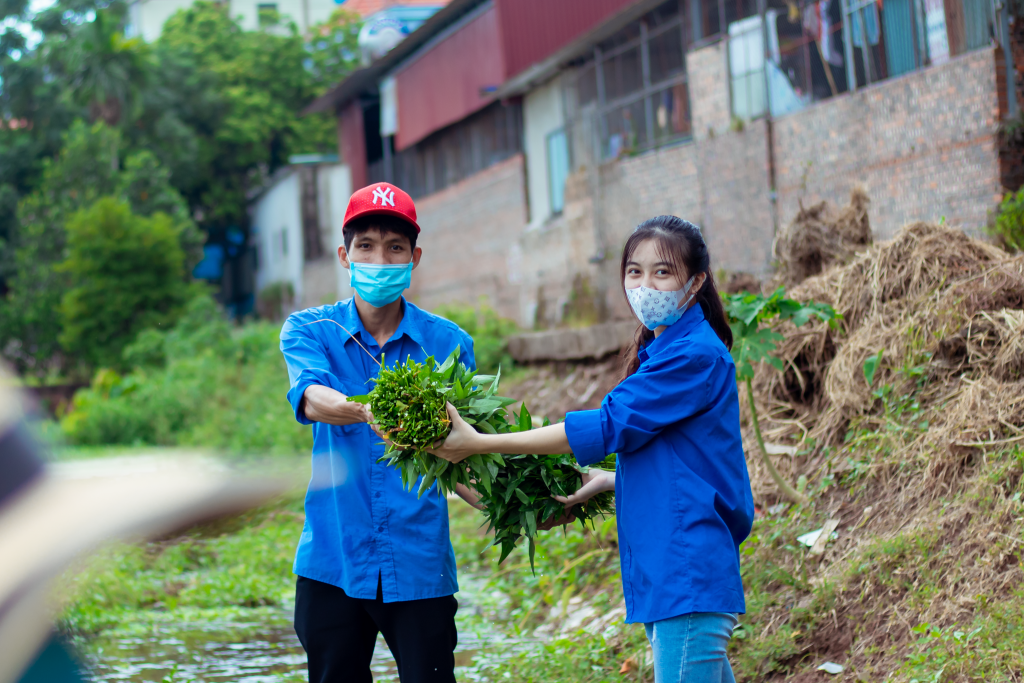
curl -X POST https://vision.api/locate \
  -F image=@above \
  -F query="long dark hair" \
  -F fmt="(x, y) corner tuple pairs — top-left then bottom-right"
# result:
(620, 216), (733, 379)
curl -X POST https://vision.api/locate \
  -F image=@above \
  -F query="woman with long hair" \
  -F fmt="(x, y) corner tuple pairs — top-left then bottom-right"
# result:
(433, 216), (754, 682)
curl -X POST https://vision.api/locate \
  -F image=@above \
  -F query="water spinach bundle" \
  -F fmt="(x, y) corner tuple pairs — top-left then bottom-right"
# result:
(348, 348), (513, 497)
(479, 403), (616, 570)
(350, 348), (615, 572)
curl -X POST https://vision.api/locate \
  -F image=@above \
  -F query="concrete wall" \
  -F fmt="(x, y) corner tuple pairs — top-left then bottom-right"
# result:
(252, 170), (304, 307)
(774, 47), (1003, 238)
(523, 77), (565, 227)
(252, 164), (352, 314)
(407, 155), (526, 318)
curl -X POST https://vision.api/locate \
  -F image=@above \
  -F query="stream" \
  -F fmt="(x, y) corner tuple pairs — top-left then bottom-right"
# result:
(80, 573), (531, 682)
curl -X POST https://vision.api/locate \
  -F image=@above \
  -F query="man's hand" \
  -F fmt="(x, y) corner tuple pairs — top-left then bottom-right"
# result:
(553, 469), (615, 510)
(454, 483), (485, 510)
(302, 385), (372, 426)
(537, 510), (576, 531)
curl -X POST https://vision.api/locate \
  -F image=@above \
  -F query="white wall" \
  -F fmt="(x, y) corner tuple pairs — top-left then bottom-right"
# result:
(129, 0), (194, 42)
(252, 170), (304, 307)
(522, 77), (565, 229)
(231, 0), (339, 33)
(127, 0), (339, 41)
(321, 164), (355, 302)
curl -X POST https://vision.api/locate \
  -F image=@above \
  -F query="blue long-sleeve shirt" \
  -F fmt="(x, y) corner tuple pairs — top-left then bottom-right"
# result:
(279, 298), (475, 602)
(564, 304), (754, 624)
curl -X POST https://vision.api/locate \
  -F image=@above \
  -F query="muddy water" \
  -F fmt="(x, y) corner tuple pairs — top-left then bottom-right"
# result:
(82, 575), (529, 682)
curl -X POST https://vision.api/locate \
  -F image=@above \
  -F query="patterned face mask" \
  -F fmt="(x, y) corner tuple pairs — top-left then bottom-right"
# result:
(626, 275), (697, 331)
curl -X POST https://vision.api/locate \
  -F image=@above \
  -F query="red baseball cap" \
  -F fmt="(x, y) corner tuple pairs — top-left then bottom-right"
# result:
(343, 182), (420, 233)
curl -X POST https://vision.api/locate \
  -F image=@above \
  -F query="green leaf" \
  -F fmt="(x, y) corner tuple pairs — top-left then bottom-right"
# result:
(863, 348), (884, 387)
(524, 509), (537, 537)
(514, 488), (530, 505)
(518, 403), (532, 432)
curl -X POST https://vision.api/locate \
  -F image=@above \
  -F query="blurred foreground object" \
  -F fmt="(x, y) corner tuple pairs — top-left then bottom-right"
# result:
(0, 366), (288, 683)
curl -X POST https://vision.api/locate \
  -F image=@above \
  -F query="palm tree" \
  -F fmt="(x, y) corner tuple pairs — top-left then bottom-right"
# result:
(66, 8), (151, 128)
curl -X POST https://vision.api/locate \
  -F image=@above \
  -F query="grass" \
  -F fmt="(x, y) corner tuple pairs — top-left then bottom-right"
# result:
(53, 434), (1024, 682)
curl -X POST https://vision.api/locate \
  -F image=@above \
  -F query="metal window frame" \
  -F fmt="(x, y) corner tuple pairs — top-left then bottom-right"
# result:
(545, 127), (570, 215)
(727, 15), (769, 119)
(592, 4), (690, 159)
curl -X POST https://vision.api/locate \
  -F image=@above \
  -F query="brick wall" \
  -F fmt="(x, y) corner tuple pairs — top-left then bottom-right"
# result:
(398, 43), (1003, 331)
(408, 155), (526, 319)
(774, 47), (1003, 238)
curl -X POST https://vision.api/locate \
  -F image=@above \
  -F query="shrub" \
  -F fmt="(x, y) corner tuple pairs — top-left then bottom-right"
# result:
(991, 187), (1024, 253)
(57, 197), (197, 370)
(432, 300), (518, 374)
(61, 295), (311, 454)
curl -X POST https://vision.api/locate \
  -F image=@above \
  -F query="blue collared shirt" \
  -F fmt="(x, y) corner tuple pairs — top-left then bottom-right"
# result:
(564, 305), (754, 624)
(279, 297), (475, 602)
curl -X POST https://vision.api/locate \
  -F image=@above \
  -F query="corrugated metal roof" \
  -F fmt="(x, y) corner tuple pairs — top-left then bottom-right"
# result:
(341, 0), (451, 18)
(302, 0), (488, 114)
(495, 0), (638, 79)
(395, 3), (505, 150)
(493, 0), (668, 98)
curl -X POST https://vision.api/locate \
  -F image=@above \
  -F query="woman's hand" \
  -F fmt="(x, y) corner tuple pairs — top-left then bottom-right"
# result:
(429, 403), (488, 464)
(553, 469), (615, 510)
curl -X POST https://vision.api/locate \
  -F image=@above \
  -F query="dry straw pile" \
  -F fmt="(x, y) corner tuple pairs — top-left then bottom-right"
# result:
(739, 192), (1024, 677)
(747, 194), (1024, 502)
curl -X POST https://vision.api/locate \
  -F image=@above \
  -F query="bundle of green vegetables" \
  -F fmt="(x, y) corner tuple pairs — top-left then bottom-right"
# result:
(348, 349), (513, 498)
(478, 403), (616, 569)
(349, 348), (615, 570)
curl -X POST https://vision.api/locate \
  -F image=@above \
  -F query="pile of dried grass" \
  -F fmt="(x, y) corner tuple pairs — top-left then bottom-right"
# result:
(772, 186), (873, 287)
(747, 218), (1024, 502)
(740, 203), (1024, 678)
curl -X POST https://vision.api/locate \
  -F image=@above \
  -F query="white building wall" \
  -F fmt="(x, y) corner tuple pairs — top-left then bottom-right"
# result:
(127, 0), (338, 41)
(322, 164), (355, 303)
(522, 77), (565, 229)
(252, 170), (304, 307)
(231, 0), (339, 33)
(129, 0), (194, 42)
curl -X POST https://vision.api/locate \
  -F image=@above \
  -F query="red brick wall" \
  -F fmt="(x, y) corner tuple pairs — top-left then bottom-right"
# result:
(774, 48), (1003, 238)
(407, 155), (526, 319)
(400, 43), (1003, 330)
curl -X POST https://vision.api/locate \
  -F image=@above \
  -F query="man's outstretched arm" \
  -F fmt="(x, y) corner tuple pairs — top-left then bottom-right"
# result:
(301, 385), (372, 426)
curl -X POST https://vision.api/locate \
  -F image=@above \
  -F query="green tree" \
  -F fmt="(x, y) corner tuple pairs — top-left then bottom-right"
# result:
(156, 1), (334, 227)
(0, 121), (201, 376)
(305, 8), (362, 93)
(61, 6), (152, 128)
(57, 197), (195, 369)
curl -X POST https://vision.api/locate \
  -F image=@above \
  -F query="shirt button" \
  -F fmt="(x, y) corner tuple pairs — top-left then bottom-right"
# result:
(375, 492), (382, 499)
(377, 525), (384, 533)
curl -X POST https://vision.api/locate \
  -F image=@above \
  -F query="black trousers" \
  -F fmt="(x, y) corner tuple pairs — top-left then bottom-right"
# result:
(294, 575), (458, 683)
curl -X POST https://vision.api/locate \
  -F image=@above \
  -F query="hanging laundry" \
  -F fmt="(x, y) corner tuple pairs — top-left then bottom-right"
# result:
(820, 0), (845, 67)
(850, 0), (881, 47)
(802, 1), (821, 40)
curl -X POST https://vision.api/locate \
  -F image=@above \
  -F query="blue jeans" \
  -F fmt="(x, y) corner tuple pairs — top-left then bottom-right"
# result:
(644, 612), (738, 683)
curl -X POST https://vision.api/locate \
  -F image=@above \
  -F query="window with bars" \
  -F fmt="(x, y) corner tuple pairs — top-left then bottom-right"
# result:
(723, 0), (996, 120)
(569, 0), (692, 162)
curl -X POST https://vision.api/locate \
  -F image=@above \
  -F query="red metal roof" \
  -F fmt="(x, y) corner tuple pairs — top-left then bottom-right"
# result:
(494, 0), (639, 79)
(394, 4), (505, 150)
(340, 0), (451, 18)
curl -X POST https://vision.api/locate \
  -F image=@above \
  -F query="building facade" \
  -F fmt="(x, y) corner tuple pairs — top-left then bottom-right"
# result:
(311, 0), (1018, 329)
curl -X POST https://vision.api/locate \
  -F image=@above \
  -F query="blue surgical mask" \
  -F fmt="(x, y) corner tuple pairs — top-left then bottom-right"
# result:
(348, 261), (413, 308)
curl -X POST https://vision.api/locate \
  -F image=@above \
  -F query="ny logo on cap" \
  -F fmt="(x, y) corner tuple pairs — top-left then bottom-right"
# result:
(372, 186), (395, 207)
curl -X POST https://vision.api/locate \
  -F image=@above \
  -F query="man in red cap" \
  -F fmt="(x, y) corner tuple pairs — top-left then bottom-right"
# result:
(278, 183), (481, 683)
